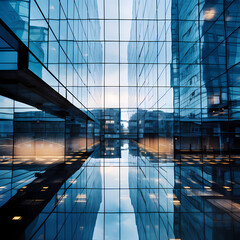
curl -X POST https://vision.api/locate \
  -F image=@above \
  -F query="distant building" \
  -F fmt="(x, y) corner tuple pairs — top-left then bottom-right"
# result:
(171, 0), (240, 153)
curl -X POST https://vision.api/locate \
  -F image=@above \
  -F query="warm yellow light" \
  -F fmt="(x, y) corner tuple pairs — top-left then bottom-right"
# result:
(76, 194), (86, 199)
(204, 8), (216, 20)
(173, 200), (181, 206)
(75, 199), (87, 203)
(75, 194), (87, 203)
(12, 216), (22, 221)
(190, 180), (197, 184)
(209, 180), (216, 184)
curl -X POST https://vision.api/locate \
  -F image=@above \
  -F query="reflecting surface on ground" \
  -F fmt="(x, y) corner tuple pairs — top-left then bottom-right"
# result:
(16, 140), (240, 239)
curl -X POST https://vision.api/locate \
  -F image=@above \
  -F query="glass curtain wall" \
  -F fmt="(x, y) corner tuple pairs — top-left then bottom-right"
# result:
(0, 0), (240, 239)
(87, 0), (133, 140)
(171, 0), (240, 153)
(128, 0), (174, 154)
(0, 96), (68, 207)
(0, 0), (102, 120)
(0, 0), (102, 207)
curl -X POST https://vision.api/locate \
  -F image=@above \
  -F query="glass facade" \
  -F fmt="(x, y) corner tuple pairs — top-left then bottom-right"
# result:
(171, 0), (240, 153)
(0, 0), (240, 239)
(0, 0), (102, 119)
(128, 0), (174, 153)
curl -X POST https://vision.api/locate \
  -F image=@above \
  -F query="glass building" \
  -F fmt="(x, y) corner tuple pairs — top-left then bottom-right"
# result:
(171, 0), (240, 153)
(0, 0), (240, 239)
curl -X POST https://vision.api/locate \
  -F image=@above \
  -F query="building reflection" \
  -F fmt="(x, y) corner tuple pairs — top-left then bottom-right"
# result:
(129, 110), (174, 154)
(0, 109), (96, 207)
(1, 138), (240, 239)
(128, 141), (240, 239)
(96, 139), (121, 158)
(25, 152), (103, 240)
(128, 141), (175, 240)
(0, 1), (29, 44)
(14, 111), (65, 161)
(0, 0), (102, 208)
(0, 0), (240, 239)
(173, 153), (240, 239)
(171, 0), (240, 153)
(0, 110), (95, 164)
(91, 108), (121, 140)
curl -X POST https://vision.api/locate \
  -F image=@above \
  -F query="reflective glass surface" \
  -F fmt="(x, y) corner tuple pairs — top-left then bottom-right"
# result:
(0, 0), (240, 239)
(23, 141), (240, 240)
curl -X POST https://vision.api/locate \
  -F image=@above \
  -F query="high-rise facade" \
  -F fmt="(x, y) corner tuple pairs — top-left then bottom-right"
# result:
(128, 0), (174, 154)
(0, 0), (240, 239)
(0, 0), (102, 207)
(0, 0), (103, 118)
(171, 0), (240, 153)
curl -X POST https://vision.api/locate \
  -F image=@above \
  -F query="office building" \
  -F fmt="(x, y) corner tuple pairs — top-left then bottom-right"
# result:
(0, 0), (240, 239)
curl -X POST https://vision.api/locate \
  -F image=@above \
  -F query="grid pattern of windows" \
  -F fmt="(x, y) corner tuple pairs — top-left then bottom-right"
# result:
(171, 0), (240, 152)
(0, 96), (66, 207)
(127, 0), (240, 154)
(0, 0), (240, 239)
(127, 0), (174, 153)
(0, 0), (103, 119)
(20, 141), (240, 240)
(0, 94), (95, 208)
